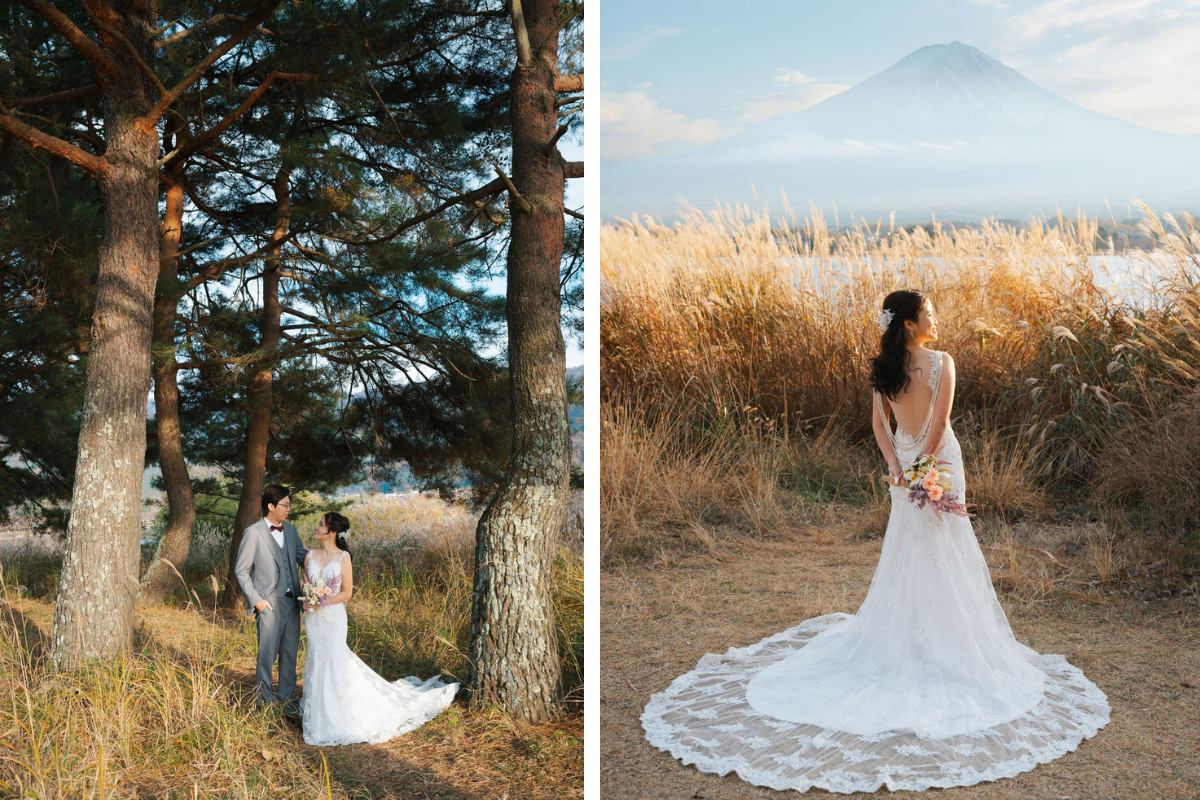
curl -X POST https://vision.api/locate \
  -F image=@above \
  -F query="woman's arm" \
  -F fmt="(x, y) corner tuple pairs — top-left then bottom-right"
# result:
(921, 353), (956, 457)
(871, 392), (906, 485)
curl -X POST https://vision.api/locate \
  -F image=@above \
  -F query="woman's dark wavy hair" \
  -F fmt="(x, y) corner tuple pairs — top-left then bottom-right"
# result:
(870, 290), (927, 400)
(322, 512), (351, 554)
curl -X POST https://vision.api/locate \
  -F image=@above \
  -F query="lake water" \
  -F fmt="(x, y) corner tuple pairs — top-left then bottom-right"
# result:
(778, 253), (1185, 310)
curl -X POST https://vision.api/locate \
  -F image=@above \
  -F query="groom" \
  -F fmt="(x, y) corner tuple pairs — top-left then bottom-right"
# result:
(234, 484), (308, 715)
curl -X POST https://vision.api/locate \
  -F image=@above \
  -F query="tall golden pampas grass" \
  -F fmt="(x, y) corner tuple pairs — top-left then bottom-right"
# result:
(602, 200), (1200, 559)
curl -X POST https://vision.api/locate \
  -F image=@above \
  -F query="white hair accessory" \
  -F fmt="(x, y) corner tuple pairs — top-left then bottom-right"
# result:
(878, 309), (895, 332)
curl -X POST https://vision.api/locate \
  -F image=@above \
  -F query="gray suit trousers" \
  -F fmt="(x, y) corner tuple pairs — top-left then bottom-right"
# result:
(255, 593), (302, 710)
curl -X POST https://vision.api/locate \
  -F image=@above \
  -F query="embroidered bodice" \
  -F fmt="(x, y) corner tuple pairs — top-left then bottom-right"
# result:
(307, 551), (346, 582)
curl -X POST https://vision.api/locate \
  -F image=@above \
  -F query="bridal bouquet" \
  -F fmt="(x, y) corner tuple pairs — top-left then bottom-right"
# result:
(302, 575), (341, 608)
(901, 454), (973, 519)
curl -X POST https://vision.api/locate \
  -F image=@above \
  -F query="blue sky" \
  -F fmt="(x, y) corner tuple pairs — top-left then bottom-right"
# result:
(563, 137), (583, 367)
(601, 0), (1200, 170)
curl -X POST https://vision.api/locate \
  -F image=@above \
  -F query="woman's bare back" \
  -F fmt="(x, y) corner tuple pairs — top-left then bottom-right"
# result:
(883, 347), (940, 437)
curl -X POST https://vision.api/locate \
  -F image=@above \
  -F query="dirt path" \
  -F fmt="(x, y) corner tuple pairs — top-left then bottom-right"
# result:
(601, 535), (1200, 799)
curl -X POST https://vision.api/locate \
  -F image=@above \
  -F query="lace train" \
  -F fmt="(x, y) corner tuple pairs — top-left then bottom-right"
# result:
(641, 614), (1109, 793)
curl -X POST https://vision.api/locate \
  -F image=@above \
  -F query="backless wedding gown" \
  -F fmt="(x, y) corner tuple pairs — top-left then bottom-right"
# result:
(302, 551), (458, 746)
(642, 351), (1109, 793)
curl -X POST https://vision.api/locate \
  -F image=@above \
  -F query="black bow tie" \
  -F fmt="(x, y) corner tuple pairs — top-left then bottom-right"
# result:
(270, 524), (283, 532)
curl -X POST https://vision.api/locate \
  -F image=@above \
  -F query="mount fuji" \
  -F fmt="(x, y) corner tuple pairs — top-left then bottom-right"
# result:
(602, 43), (1200, 222)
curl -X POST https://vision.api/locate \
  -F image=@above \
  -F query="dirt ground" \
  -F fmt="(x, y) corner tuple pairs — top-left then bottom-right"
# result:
(601, 528), (1200, 799)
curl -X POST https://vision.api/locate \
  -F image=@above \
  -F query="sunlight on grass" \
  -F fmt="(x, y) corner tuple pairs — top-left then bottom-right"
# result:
(602, 201), (1200, 563)
(0, 491), (584, 797)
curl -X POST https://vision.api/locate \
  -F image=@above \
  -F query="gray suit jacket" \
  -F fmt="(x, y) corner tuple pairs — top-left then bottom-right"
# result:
(233, 518), (308, 617)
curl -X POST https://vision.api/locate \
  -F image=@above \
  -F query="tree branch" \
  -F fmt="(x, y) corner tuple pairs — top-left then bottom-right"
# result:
(493, 163), (532, 213)
(511, 0), (532, 67)
(18, 0), (117, 82)
(546, 123), (569, 155)
(322, 178), (507, 246)
(5, 85), (101, 107)
(153, 146), (183, 170)
(184, 225), (309, 290)
(564, 160), (583, 180)
(555, 74), (583, 93)
(178, 70), (314, 159)
(84, 10), (167, 96)
(157, 14), (277, 49)
(145, 0), (283, 126)
(0, 101), (108, 177)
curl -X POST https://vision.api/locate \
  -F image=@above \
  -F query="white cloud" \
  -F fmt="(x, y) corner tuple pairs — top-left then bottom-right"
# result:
(1000, 1), (1200, 133)
(738, 85), (849, 121)
(1062, 34), (1112, 58)
(602, 26), (682, 61)
(772, 69), (819, 86)
(735, 68), (850, 122)
(1011, 0), (1160, 39)
(601, 90), (731, 161)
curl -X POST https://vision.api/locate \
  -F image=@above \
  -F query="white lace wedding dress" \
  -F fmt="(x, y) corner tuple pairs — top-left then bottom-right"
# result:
(642, 351), (1109, 793)
(301, 551), (458, 746)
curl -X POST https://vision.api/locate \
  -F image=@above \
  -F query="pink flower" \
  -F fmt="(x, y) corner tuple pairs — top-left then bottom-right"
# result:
(928, 485), (944, 501)
(922, 470), (940, 490)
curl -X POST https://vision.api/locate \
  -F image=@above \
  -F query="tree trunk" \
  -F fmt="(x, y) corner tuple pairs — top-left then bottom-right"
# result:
(49, 5), (161, 668)
(468, 0), (569, 721)
(139, 158), (197, 605)
(222, 168), (291, 607)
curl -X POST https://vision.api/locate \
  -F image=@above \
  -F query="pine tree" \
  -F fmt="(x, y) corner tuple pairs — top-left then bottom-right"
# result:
(468, 0), (583, 721)
(1, 0), (289, 666)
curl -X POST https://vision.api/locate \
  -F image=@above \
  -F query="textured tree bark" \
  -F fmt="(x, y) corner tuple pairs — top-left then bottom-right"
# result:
(222, 168), (290, 607)
(468, 0), (570, 721)
(49, 2), (161, 668)
(139, 157), (196, 605)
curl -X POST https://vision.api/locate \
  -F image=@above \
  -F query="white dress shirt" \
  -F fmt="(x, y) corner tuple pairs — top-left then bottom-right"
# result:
(264, 517), (284, 549)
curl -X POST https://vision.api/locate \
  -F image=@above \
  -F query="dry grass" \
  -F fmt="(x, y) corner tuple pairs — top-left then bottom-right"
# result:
(1094, 388), (1200, 536)
(601, 402), (803, 559)
(602, 202), (1200, 556)
(960, 426), (1049, 520)
(343, 493), (478, 559)
(0, 596), (583, 800)
(0, 492), (584, 798)
(602, 202), (1117, 441)
(0, 592), (346, 800)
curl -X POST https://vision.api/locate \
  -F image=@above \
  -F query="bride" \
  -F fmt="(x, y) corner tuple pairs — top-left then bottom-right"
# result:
(642, 290), (1109, 793)
(301, 512), (458, 747)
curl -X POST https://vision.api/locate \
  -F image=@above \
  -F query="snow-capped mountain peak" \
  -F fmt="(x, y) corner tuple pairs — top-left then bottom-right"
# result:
(785, 42), (1154, 146)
